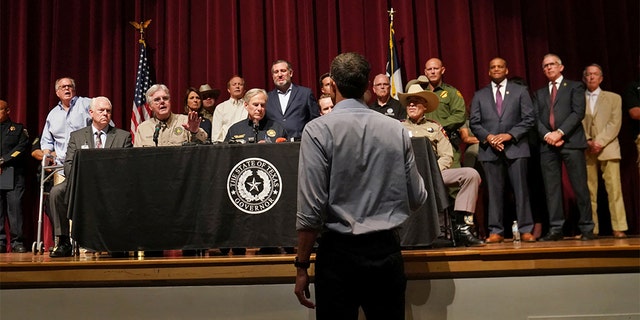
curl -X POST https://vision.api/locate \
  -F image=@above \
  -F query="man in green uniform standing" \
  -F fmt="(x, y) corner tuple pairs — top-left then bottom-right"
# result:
(410, 58), (467, 168)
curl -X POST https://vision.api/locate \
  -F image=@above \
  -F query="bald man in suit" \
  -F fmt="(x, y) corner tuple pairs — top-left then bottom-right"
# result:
(470, 57), (536, 243)
(533, 54), (595, 241)
(49, 96), (132, 257)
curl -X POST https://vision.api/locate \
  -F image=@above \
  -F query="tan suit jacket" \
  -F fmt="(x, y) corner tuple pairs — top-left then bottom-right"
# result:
(582, 90), (622, 161)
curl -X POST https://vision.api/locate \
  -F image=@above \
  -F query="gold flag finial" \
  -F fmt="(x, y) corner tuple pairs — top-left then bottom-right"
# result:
(129, 19), (152, 45)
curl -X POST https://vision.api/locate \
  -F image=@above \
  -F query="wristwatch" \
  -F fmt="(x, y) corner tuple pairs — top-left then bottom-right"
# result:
(294, 257), (310, 269)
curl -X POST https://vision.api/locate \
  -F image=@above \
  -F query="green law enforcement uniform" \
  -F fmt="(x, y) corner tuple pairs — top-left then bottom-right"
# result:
(424, 82), (466, 168)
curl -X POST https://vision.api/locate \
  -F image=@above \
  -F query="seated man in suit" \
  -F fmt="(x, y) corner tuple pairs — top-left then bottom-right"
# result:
(265, 59), (319, 140)
(400, 84), (484, 247)
(50, 97), (133, 257)
(226, 88), (288, 143)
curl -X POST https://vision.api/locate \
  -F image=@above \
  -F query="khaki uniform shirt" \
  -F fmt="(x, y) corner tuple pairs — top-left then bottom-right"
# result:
(403, 116), (453, 171)
(134, 113), (207, 147)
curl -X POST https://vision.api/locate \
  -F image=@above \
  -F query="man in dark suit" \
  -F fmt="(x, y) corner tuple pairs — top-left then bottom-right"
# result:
(470, 57), (536, 243)
(265, 59), (319, 140)
(533, 53), (595, 241)
(49, 96), (133, 257)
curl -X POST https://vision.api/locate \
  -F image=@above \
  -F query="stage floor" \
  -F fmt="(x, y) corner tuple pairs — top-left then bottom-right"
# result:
(1, 237), (638, 289)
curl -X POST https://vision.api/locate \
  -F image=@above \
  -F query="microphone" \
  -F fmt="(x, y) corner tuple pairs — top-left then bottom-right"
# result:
(252, 120), (259, 142)
(153, 122), (161, 147)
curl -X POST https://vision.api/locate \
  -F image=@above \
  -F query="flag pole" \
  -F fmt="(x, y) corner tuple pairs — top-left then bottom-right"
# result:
(129, 20), (153, 145)
(386, 8), (403, 99)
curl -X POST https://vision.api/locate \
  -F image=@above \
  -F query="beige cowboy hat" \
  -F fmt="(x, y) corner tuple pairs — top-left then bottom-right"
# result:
(398, 83), (440, 113)
(198, 84), (221, 99)
(404, 75), (429, 92)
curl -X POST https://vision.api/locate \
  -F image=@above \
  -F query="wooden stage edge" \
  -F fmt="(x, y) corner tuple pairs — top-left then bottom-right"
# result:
(1, 237), (638, 289)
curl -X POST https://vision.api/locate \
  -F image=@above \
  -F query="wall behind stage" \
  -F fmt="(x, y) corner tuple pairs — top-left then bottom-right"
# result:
(0, 0), (639, 241)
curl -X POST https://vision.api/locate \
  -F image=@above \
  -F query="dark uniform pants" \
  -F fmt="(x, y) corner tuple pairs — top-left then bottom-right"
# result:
(0, 174), (25, 246)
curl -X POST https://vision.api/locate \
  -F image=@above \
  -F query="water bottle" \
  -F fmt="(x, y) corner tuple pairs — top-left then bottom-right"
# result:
(512, 221), (521, 243)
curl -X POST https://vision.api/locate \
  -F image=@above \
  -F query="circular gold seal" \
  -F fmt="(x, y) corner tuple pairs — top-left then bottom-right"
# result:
(266, 129), (276, 138)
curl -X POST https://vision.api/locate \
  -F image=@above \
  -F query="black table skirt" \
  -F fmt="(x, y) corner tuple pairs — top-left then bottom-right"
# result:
(69, 138), (446, 251)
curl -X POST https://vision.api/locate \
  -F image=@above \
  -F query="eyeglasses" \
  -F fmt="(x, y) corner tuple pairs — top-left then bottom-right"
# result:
(542, 62), (559, 69)
(374, 83), (390, 87)
(57, 84), (74, 90)
(152, 96), (170, 103)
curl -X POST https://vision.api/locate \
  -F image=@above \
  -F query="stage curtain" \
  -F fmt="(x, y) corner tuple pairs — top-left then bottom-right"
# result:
(0, 0), (638, 242)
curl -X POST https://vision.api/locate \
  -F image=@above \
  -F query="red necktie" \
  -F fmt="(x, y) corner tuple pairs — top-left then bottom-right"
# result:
(549, 81), (557, 129)
(495, 84), (503, 115)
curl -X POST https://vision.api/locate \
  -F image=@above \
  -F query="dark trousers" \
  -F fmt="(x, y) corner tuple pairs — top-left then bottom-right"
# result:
(482, 157), (533, 235)
(48, 180), (69, 237)
(315, 230), (406, 320)
(540, 147), (594, 234)
(0, 174), (25, 245)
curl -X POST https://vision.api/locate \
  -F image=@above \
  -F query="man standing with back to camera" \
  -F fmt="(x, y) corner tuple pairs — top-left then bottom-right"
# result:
(294, 52), (427, 319)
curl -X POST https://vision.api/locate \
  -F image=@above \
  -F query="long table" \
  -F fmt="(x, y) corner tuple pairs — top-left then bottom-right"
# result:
(69, 138), (446, 252)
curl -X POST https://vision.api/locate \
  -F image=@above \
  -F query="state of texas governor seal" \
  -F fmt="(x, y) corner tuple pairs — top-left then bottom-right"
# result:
(227, 157), (283, 214)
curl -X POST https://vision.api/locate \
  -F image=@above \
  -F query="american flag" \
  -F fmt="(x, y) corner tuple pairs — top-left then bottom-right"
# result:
(130, 40), (152, 143)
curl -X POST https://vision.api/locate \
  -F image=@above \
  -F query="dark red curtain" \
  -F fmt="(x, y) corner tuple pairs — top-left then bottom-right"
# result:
(1, 0), (638, 243)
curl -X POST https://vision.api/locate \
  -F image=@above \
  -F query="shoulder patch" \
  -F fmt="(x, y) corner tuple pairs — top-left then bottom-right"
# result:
(456, 90), (463, 98)
(424, 119), (447, 137)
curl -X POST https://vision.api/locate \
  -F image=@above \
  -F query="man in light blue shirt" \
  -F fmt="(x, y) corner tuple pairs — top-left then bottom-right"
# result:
(41, 77), (92, 166)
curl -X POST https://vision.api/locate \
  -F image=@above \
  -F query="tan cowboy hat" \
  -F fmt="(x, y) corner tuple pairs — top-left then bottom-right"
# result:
(198, 84), (221, 99)
(398, 83), (440, 113)
(404, 75), (429, 92)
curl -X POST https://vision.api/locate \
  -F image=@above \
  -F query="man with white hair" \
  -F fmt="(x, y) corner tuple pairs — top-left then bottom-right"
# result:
(134, 84), (208, 147)
(50, 97), (132, 257)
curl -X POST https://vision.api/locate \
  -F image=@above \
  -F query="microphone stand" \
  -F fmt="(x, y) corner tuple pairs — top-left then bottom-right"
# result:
(153, 122), (162, 147)
(252, 120), (259, 143)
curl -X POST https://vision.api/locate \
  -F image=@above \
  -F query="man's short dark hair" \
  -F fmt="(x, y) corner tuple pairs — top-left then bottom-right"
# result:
(330, 52), (370, 99)
(319, 72), (330, 86)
